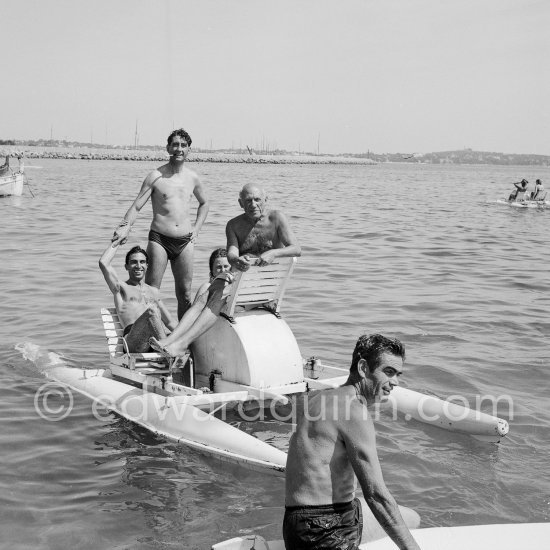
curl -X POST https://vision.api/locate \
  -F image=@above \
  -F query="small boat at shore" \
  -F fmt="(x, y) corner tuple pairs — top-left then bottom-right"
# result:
(0, 156), (25, 197)
(43, 258), (509, 473)
(212, 522), (550, 550)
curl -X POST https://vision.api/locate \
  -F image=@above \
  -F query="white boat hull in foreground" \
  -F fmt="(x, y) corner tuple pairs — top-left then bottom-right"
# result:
(213, 522), (550, 550)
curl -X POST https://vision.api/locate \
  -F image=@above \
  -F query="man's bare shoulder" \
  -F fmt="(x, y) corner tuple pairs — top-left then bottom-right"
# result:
(339, 394), (375, 439)
(144, 167), (165, 185)
(268, 208), (289, 224)
(226, 213), (246, 229)
(304, 386), (358, 417)
(116, 279), (132, 296)
(309, 386), (372, 428)
(296, 388), (357, 443)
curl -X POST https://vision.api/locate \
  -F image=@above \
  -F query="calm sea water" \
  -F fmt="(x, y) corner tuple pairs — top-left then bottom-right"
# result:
(1, 159), (549, 549)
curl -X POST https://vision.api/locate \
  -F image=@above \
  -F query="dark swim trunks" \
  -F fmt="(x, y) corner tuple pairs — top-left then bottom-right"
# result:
(283, 498), (363, 550)
(148, 229), (193, 261)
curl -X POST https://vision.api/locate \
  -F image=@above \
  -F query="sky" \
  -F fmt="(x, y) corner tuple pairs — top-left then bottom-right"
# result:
(2, 0), (549, 155)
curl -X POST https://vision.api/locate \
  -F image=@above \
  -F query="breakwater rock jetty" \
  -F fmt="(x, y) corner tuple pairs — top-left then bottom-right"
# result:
(0, 146), (377, 165)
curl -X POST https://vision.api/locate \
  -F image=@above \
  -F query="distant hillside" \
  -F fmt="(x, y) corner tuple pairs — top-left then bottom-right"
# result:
(349, 148), (550, 166)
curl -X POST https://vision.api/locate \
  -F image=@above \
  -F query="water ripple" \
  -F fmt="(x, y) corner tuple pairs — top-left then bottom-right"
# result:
(1, 160), (549, 547)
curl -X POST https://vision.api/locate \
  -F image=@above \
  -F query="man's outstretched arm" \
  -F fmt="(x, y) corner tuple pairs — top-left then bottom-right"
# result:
(112, 172), (157, 244)
(99, 241), (123, 295)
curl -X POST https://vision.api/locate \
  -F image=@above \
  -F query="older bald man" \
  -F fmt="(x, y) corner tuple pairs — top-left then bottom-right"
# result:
(225, 184), (301, 271)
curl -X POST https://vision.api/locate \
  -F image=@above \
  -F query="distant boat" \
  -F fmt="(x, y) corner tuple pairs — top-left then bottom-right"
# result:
(0, 156), (25, 197)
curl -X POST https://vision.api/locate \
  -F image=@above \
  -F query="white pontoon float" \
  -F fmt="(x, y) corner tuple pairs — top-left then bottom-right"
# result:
(496, 197), (549, 208)
(45, 257), (509, 472)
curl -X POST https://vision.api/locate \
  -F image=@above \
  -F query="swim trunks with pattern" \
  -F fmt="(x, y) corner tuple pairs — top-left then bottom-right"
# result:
(283, 498), (363, 550)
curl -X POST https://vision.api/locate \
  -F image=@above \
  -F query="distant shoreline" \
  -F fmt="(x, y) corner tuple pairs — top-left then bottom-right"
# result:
(0, 145), (376, 166)
(3, 144), (549, 166)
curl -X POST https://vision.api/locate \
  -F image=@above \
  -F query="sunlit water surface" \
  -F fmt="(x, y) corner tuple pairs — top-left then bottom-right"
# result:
(1, 159), (549, 549)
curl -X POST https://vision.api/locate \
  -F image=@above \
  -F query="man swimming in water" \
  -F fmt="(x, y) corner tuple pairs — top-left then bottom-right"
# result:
(99, 240), (176, 353)
(112, 128), (209, 319)
(226, 183), (301, 271)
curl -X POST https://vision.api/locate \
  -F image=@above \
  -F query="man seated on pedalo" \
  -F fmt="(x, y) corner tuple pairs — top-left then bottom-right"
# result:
(99, 240), (177, 353)
(284, 334), (420, 550)
(149, 184), (301, 359)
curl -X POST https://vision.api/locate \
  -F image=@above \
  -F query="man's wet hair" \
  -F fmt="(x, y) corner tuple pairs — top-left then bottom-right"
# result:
(350, 334), (405, 373)
(125, 246), (149, 266)
(167, 128), (192, 147)
(209, 248), (227, 276)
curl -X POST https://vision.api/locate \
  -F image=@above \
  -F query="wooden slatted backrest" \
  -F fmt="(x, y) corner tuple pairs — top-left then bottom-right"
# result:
(101, 307), (125, 357)
(221, 257), (297, 318)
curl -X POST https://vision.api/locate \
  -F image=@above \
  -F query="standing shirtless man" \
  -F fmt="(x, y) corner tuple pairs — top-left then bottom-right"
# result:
(112, 128), (209, 319)
(226, 183), (301, 271)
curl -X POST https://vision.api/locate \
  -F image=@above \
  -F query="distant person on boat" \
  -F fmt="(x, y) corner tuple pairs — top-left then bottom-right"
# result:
(0, 156), (10, 176)
(99, 240), (177, 353)
(226, 183), (301, 271)
(284, 334), (420, 550)
(508, 178), (528, 201)
(111, 128), (209, 319)
(149, 248), (233, 358)
(531, 179), (546, 201)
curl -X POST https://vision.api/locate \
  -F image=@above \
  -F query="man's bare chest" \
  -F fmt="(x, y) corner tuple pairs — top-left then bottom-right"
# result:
(241, 224), (277, 253)
(124, 285), (156, 305)
(153, 179), (193, 200)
